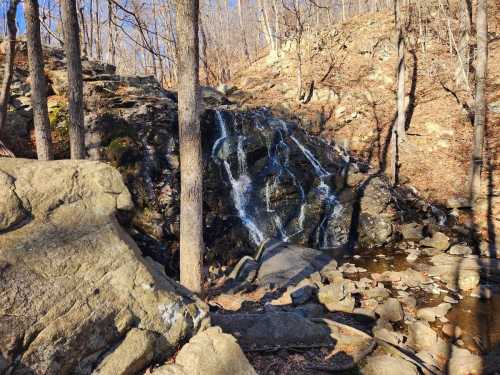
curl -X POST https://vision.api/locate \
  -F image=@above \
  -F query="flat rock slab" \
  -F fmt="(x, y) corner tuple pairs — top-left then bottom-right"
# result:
(255, 240), (336, 288)
(316, 319), (375, 363)
(211, 312), (335, 351)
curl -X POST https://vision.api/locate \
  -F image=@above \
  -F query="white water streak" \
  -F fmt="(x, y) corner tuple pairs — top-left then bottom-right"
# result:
(212, 111), (228, 159)
(223, 161), (265, 245)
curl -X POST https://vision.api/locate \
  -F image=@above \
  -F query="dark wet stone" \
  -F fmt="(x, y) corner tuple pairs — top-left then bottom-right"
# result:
(255, 241), (334, 288)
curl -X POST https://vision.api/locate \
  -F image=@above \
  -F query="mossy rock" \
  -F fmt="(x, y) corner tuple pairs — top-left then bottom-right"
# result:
(106, 136), (139, 166)
(48, 102), (70, 158)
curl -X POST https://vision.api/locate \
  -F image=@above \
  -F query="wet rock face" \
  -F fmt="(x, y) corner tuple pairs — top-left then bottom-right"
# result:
(7, 50), (397, 265)
(82, 71), (398, 264)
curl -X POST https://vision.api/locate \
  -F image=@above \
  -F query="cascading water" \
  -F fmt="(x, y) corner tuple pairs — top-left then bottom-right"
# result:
(291, 135), (329, 177)
(290, 135), (342, 249)
(139, 129), (157, 202)
(212, 111), (228, 159)
(223, 160), (265, 245)
(212, 109), (344, 249)
(214, 111), (265, 245)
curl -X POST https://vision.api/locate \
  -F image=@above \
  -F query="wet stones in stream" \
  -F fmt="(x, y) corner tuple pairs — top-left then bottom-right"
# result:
(209, 240), (492, 374)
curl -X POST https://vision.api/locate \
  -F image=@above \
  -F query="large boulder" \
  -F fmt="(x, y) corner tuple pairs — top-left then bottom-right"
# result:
(152, 327), (256, 375)
(0, 159), (208, 375)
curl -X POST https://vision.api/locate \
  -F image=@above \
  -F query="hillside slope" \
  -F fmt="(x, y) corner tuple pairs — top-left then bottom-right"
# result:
(226, 6), (499, 245)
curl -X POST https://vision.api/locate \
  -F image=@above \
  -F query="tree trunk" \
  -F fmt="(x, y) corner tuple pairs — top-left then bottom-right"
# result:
(258, 0), (275, 55)
(107, 0), (116, 66)
(199, 18), (210, 85)
(391, 0), (406, 184)
(395, 0), (406, 142)
(470, 0), (488, 203)
(89, 0), (94, 58)
(0, 0), (19, 134)
(96, 0), (102, 60)
(61, 0), (86, 159)
(238, 0), (251, 63)
(77, 2), (88, 57)
(294, 0), (303, 101)
(456, 0), (472, 88)
(176, 0), (204, 294)
(272, 0), (281, 54)
(152, 0), (165, 86)
(24, 0), (53, 160)
(296, 40), (303, 100)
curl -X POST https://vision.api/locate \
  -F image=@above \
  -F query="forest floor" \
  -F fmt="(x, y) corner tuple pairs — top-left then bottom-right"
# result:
(225, 6), (500, 249)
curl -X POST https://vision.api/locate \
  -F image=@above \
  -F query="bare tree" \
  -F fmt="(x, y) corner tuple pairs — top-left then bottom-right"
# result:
(107, 0), (116, 65)
(0, 0), (20, 135)
(395, 0), (406, 142)
(24, 0), (53, 160)
(456, 0), (472, 88)
(238, 0), (251, 63)
(470, 0), (488, 203)
(61, 0), (86, 159)
(176, 0), (204, 293)
(390, 0), (406, 184)
(258, 0), (276, 55)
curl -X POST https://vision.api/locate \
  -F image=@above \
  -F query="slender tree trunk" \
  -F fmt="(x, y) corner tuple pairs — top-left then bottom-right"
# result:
(0, 0), (19, 134)
(24, 0), (53, 160)
(391, 0), (406, 184)
(457, 0), (472, 88)
(238, 0), (251, 63)
(395, 0), (406, 142)
(176, 0), (204, 294)
(152, 0), (165, 86)
(272, 0), (281, 54)
(294, 0), (303, 100)
(470, 0), (488, 203)
(296, 39), (303, 100)
(77, 2), (88, 57)
(89, 0), (94, 58)
(61, 0), (85, 159)
(199, 18), (210, 85)
(47, 0), (52, 45)
(258, 0), (275, 54)
(107, 0), (116, 66)
(96, 0), (102, 60)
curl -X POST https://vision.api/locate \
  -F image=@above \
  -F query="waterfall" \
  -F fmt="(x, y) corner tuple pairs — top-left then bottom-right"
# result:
(237, 136), (247, 175)
(290, 135), (329, 177)
(139, 130), (157, 202)
(290, 134), (344, 249)
(298, 203), (306, 230)
(265, 181), (274, 212)
(274, 216), (289, 241)
(212, 111), (228, 159)
(214, 111), (265, 245)
(213, 110), (345, 249)
(223, 161), (265, 245)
